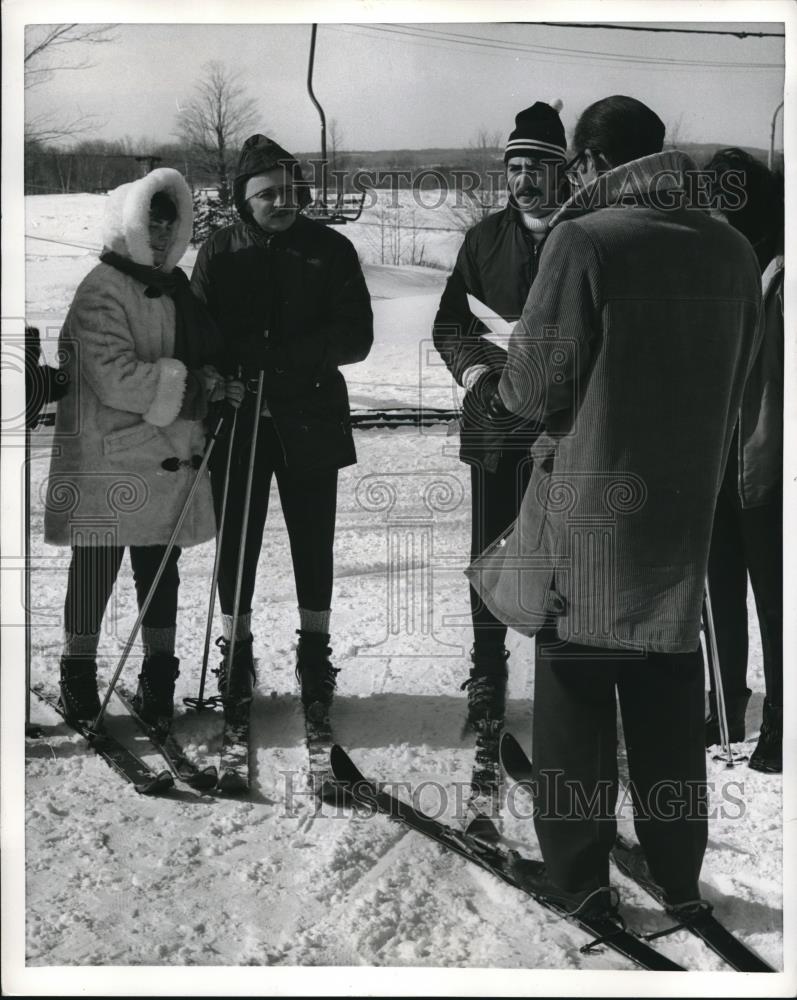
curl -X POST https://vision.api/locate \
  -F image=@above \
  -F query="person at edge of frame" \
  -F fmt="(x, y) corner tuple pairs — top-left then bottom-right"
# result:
(703, 147), (784, 773)
(43, 168), (243, 730)
(432, 102), (569, 729)
(190, 134), (374, 723)
(466, 96), (763, 919)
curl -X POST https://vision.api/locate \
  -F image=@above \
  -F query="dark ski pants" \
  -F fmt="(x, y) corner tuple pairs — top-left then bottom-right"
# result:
(64, 544), (181, 637)
(707, 454), (782, 708)
(532, 625), (707, 903)
(469, 451), (532, 649)
(211, 413), (337, 617)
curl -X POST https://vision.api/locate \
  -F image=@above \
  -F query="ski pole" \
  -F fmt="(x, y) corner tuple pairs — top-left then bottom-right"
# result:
(184, 401), (239, 712)
(703, 578), (733, 768)
(89, 410), (228, 735)
(24, 382), (41, 737)
(25, 328), (46, 738)
(224, 371), (265, 701)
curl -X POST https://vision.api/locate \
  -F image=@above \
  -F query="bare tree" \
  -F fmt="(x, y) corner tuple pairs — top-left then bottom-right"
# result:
(469, 126), (503, 176)
(665, 113), (685, 150)
(448, 126), (505, 229)
(25, 24), (117, 87)
(175, 61), (259, 201)
(24, 24), (116, 144)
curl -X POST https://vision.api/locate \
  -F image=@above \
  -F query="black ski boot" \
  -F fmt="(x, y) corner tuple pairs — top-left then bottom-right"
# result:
(131, 653), (180, 732)
(748, 700), (782, 773)
(295, 630), (340, 723)
(214, 635), (256, 707)
(59, 656), (102, 724)
(461, 645), (509, 728)
(704, 687), (750, 747)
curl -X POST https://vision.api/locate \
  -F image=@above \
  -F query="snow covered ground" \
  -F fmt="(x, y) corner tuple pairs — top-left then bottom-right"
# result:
(17, 193), (783, 985)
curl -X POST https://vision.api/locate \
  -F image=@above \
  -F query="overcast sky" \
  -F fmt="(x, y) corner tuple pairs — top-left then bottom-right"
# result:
(24, 20), (785, 153)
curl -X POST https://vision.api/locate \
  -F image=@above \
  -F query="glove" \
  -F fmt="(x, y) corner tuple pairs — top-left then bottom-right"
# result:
(471, 370), (510, 421)
(224, 377), (245, 409)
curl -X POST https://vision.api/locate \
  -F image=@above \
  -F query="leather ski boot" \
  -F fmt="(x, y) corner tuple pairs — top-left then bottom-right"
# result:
(461, 645), (509, 728)
(59, 656), (101, 724)
(748, 700), (782, 773)
(295, 630), (340, 723)
(214, 635), (256, 712)
(132, 653), (180, 732)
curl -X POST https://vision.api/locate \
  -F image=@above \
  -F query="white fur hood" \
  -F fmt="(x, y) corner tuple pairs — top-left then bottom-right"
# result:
(102, 167), (193, 271)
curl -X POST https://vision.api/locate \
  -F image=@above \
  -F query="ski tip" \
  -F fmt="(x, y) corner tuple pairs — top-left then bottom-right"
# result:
(499, 729), (521, 758)
(329, 744), (364, 785)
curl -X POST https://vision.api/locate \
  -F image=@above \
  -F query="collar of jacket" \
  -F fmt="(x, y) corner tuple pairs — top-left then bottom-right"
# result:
(547, 149), (699, 228)
(242, 221), (284, 249)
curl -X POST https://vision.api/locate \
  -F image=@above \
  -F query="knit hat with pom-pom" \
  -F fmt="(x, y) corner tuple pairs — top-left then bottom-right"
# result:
(505, 102), (567, 162)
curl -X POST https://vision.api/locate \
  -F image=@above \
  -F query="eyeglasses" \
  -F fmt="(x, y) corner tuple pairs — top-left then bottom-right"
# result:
(564, 149), (608, 177)
(246, 184), (295, 204)
(564, 151), (588, 177)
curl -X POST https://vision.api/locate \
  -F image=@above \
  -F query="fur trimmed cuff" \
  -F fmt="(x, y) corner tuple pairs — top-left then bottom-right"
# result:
(143, 357), (188, 427)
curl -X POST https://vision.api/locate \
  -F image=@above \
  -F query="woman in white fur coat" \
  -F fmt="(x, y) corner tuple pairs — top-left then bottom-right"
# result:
(44, 167), (241, 728)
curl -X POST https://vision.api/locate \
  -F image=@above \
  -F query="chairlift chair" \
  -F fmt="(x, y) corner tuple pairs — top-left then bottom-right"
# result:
(305, 24), (365, 225)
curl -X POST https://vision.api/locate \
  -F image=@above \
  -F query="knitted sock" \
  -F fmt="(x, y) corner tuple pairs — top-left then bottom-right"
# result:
(221, 612), (252, 642)
(141, 625), (176, 657)
(63, 631), (100, 659)
(299, 607), (331, 635)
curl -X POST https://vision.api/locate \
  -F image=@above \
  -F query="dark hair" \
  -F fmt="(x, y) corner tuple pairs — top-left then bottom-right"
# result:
(150, 190), (177, 222)
(704, 147), (783, 263)
(573, 95), (665, 168)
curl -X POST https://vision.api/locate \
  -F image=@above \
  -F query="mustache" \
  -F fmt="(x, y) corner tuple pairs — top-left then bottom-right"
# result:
(514, 185), (543, 198)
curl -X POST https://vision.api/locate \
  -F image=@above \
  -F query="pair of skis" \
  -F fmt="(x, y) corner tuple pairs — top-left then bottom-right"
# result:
(31, 683), (251, 796)
(115, 686), (251, 794)
(329, 737), (775, 973)
(32, 678), (331, 799)
(498, 732), (774, 973)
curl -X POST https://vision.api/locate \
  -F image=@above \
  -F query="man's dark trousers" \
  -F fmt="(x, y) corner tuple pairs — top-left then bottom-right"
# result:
(469, 449), (532, 648)
(532, 625), (707, 903)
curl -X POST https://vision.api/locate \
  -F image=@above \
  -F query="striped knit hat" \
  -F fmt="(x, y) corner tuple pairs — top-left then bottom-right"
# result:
(504, 102), (567, 163)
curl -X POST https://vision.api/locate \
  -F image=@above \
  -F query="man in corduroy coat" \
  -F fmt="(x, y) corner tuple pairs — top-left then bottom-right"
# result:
(467, 97), (763, 918)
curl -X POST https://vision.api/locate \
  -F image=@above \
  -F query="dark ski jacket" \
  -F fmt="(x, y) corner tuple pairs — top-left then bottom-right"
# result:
(191, 137), (373, 475)
(433, 207), (546, 470)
